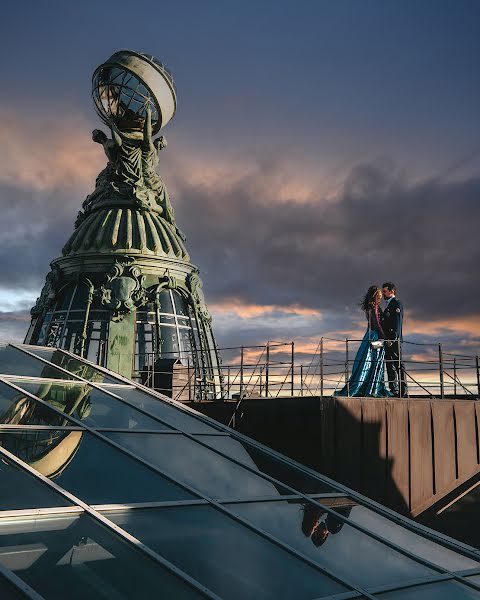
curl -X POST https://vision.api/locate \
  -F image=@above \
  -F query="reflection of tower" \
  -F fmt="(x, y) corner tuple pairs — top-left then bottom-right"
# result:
(25, 50), (222, 399)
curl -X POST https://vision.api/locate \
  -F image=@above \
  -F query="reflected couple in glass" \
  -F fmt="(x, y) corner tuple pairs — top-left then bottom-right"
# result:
(301, 502), (353, 547)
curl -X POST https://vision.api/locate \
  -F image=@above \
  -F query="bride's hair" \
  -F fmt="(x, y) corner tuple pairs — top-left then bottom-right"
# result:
(361, 286), (381, 312)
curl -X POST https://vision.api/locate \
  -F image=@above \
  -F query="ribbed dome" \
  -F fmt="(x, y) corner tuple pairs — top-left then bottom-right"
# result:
(62, 207), (189, 260)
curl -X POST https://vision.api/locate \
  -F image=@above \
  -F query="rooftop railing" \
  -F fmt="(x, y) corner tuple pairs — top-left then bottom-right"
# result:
(129, 338), (480, 403)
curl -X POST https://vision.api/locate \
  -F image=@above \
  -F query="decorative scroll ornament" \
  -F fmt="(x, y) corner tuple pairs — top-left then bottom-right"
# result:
(99, 259), (147, 319)
(186, 271), (211, 322)
(31, 265), (62, 318)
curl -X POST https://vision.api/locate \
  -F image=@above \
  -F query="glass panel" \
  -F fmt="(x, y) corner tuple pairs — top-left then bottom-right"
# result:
(25, 348), (120, 384)
(160, 314), (175, 324)
(345, 502), (480, 571)
(16, 380), (172, 431)
(70, 283), (91, 308)
(105, 432), (291, 499)
(0, 454), (71, 510)
(225, 499), (436, 589)
(159, 327), (180, 355)
(173, 291), (189, 317)
(378, 581), (480, 599)
(158, 290), (173, 314)
(0, 576), (27, 600)
(0, 346), (75, 380)
(197, 434), (336, 494)
(0, 512), (203, 600)
(0, 430), (195, 505)
(104, 505), (347, 600)
(59, 322), (84, 354)
(107, 386), (220, 433)
(36, 311), (53, 345)
(54, 284), (75, 311)
(0, 381), (73, 427)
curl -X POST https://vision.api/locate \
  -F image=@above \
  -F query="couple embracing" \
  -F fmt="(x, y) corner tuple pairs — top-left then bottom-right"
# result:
(335, 282), (407, 398)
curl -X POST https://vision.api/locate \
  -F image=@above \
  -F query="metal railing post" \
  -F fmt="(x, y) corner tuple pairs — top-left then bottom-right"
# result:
(453, 357), (457, 397)
(476, 355), (480, 398)
(300, 365), (304, 396)
(265, 343), (270, 397)
(227, 364), (231, 400)
(291, 341), (295, 396)
(320, 337), (324, 399)
(438, 343), (445, 399)
(240, 346), (244, 399)
(346, 338), (350, 397)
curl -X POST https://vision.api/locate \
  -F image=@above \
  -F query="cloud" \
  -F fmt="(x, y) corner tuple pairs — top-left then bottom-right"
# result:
(209, 298), (322, 319)
(0, 110), (478, 357)
(171, 158), (480, 329)
(0, 108), (101, 192)
(0, 310), (30, 343)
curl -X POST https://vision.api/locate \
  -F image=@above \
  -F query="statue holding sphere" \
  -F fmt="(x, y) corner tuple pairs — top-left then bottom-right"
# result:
(74, 50), (180, 237)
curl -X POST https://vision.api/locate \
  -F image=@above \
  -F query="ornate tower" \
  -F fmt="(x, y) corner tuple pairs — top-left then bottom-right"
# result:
(25, 50), (222, 399)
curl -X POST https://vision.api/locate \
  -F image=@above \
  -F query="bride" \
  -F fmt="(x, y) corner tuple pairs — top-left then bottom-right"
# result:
(335, 285), (393, 398)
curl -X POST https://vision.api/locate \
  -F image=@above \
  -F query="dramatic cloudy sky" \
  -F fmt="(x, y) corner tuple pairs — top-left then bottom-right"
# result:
(0, 0), (479, 361)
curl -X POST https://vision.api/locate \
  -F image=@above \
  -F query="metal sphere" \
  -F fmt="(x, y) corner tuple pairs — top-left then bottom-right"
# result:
(92, 50), (177, 134)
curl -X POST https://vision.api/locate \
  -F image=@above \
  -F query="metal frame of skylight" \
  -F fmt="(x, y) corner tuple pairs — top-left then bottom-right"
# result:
(13, 343), (480, 562)
(9, 342), (480, 566)
(0, 343), (480, 597)
(0, 377), (372, 598)
(0, 444), (224, 600)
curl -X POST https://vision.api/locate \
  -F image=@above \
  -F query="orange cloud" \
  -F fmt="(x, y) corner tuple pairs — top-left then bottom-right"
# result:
(0, 108), (103, 192)
(407, 312), (480, 338)
(209, 298), (323, 319)
(0, 106), (338, 207)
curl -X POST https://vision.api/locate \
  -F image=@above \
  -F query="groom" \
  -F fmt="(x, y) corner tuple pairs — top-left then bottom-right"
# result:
(382, 282), (408, 397)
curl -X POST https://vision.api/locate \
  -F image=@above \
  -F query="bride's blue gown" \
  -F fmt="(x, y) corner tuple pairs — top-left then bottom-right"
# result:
(335, 307), (393, 398)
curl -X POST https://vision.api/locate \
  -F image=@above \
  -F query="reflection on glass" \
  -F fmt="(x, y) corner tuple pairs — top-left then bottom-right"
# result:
(0, 512), (203, 600)
(25, 348), (120, 384)
(345, 502), (480, 572)
(160, 314), (175, 324)
(0, 454), (71, 510)
(226, 500), (435, 588)
(0, 381), (73, 428)
(196, 434), (336, 494)
(104, 505), (347, 600)
(0, 346), (74, 380)
(16, 380), (171, 430)
(0, 577), (26, 600)
(378, 580), (480, 599)
(106, 432), (294, 499)
(108, 387), (220, 433)
(0, 430), (194, 504)
(158, 290), (174, 314)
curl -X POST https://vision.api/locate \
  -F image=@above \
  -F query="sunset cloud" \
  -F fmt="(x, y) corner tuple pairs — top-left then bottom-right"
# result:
(209, 298), (322, 319)
(0, 109), (101, 193)
(0, 109), (478, 361)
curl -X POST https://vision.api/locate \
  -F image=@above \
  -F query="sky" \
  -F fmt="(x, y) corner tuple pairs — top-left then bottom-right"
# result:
(0, 0), (479, 363)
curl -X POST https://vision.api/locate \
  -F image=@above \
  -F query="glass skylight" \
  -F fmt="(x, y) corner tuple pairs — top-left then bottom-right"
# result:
(0, 342), (479, 599)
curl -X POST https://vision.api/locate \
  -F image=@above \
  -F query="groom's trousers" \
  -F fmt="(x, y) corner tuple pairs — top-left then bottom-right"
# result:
(385, 341), (407, 397)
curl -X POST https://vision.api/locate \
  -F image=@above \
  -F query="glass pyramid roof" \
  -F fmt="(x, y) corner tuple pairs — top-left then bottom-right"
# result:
(0, 342), (480, 599)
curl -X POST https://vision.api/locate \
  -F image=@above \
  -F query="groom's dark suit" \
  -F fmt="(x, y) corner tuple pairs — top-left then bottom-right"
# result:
(382, 297), (407, 397)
